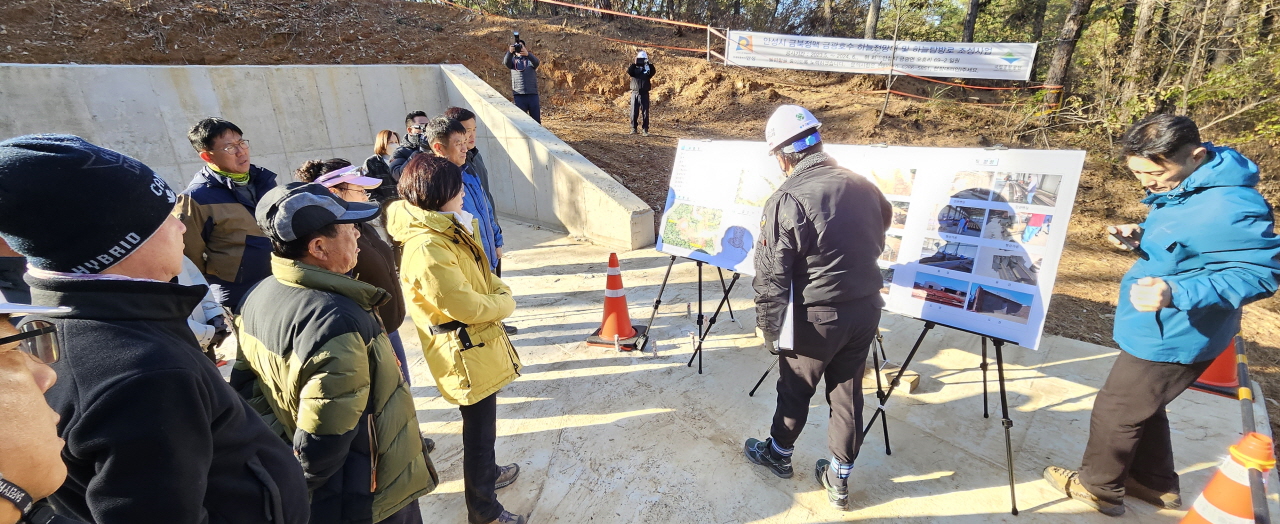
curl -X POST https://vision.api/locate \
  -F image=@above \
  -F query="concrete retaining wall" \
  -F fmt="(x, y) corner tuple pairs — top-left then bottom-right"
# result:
(0, 63), (655, 250)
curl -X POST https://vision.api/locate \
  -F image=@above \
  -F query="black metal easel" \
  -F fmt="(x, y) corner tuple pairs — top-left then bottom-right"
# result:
(635, 255), (741, 374)
(863, 321), (1020, 515)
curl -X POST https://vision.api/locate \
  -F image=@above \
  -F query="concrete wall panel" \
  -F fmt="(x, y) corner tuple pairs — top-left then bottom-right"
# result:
(0, 63), (655, 250)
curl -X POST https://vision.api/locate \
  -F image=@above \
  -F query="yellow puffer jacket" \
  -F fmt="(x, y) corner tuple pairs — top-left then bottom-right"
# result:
(386, 201), (521, 406)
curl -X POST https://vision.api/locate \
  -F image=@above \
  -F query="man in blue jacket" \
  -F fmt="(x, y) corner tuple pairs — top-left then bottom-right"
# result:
(1044, 114), (1280, 516)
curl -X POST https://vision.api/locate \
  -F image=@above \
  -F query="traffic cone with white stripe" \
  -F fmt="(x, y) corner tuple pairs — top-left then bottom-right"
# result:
(1181, 432), (1276, 524)
(586, 253), (646, 350)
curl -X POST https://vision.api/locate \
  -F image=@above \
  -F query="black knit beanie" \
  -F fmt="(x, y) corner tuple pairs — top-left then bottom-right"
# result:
(0, 134), (177, 274)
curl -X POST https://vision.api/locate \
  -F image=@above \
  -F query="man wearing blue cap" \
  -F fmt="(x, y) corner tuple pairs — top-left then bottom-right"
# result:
(0, 134), (310, 524)
(233, 182), (436, 524)
(744, 105), (893, 511)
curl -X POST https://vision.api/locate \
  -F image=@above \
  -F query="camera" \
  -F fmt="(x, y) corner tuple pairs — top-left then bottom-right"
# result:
(404, 124), (430, 151)
(512, 31), (524, 53)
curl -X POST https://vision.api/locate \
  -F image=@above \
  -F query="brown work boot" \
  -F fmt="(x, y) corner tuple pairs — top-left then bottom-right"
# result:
(495, 463), (520, 489)
(1124, 477), (1181, 509)
(1042, 466), (1124, 517)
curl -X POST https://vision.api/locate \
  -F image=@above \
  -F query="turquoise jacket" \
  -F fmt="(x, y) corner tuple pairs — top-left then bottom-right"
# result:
(1114, 144), (1280, 363)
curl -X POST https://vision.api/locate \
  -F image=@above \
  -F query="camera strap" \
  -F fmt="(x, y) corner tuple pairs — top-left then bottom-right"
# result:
(0, 473), (34, 517)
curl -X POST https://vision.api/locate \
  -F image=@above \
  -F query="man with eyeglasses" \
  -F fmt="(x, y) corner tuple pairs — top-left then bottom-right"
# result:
(0, 135), (310, 524)
(173, 117), (280, 312)
(0, 299), (88, 524)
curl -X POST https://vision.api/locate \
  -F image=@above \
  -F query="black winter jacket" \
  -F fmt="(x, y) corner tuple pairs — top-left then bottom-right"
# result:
(627, 62), (657, 92)
(503, 52), (540, 95)
(753, 152), (892, 336)
(388, 145), (419, 183)
(30, 276), (310, 524)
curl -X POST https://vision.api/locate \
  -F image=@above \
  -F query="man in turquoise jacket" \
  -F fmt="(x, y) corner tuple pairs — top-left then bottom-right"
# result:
(1044, 114), (1280, 516)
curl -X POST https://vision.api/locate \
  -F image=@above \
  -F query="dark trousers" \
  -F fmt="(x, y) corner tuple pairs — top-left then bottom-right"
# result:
(513, 94), (541, 123)
(377, 500), (423, 524)
(630, 90), (650, 131)
(1078, 350), (1215, 504)
(460, 392), (504, 524)
(770, 298), (881, 465)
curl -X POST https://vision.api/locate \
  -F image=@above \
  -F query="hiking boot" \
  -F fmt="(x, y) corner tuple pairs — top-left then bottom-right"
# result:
(422, 436), (435, 454)
(815, 459), (849, 510)
(504, 324), (518, 335)
(1042, 466), (1124, 516)
(488, 510), (528, 524)
(496, 463), (520, 489)
(744, 437), (793, 478)
(1124, 477), (1181, 509)
(628, 128), (637, 135)
(641, 129), (649, 137)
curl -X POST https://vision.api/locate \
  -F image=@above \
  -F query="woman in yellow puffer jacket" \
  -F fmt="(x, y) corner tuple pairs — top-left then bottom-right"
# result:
(386, 154), (528, 524)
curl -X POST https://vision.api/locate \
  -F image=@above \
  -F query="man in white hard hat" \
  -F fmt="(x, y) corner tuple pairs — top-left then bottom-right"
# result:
(744, 105), (892, 511)
(626, 50), (657, 136)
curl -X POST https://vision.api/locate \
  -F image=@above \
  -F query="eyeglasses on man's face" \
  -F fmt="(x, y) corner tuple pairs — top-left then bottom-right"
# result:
(0, 319), (60, 364)
(215, 139), (251, 155)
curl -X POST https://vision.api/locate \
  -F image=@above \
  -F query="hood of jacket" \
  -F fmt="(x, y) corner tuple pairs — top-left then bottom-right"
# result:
(270, 256), (390, 311)
(1142, 144), (1258, 206)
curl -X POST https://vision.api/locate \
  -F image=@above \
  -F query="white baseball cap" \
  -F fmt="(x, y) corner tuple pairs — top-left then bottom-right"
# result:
(765, 104), (822, 153)
(636, 51), (648, 59)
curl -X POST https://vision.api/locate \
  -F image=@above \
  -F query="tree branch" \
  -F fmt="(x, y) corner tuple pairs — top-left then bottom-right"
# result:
(1202, 97), (1280, 131)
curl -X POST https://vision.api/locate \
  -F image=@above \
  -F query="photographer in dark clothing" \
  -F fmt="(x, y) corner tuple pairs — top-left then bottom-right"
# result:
(390, 111), (431, 181)
(626, 51), (656, 136)
(743, 105), (892, 512)
(502, 33), (541, 123)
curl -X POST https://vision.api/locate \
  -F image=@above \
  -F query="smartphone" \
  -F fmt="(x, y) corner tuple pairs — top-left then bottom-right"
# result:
(1110, 231), (1140, 251)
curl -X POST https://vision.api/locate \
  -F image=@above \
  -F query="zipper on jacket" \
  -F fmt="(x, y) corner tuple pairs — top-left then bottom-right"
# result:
(368, 413), (378, 493)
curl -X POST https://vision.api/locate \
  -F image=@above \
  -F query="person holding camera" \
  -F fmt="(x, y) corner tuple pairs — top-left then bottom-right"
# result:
(626, 50), (656, 136)
(503, 32), (541, 124)
(391, 111), (431, 182)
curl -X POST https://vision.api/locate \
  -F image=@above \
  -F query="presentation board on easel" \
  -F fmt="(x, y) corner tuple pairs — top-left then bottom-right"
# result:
(656, 140), (1085, 350)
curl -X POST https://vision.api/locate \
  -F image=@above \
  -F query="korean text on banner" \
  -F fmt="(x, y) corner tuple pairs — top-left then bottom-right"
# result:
(725, 30), (1038, 81)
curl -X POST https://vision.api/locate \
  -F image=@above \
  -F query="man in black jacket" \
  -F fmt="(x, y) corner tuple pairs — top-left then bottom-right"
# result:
(743, 106), (892, 511)
(503, 35), (541, 123)
(626, 51), (656, 136)
(390, 110), (431, 181)
(0, 135), (310, 524)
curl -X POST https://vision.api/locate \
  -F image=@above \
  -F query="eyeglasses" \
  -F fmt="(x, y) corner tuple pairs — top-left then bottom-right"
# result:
(216, 140), (251, 154)
(0, 320), (60, 364)
(339, 185), (369, 197)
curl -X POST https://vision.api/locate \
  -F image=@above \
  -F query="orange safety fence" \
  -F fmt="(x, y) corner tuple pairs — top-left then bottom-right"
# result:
(532, 0), (709, 29)
(601, 36), (704, 54)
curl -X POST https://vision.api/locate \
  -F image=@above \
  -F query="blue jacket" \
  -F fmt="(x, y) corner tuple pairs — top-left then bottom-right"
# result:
(461, 166), (503, 271)
(1114, 144), (1280, 363)
(174, 165), (279, 311)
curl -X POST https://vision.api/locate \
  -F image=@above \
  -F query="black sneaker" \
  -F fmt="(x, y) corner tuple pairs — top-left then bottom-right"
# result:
(504, 324), (518, 335)
(815, 459), (849, 510)
(744, 437), (793, 478)
(496, 463), (520, 489)
(488, 510), (528, 524)
(422, 436), (435, 454)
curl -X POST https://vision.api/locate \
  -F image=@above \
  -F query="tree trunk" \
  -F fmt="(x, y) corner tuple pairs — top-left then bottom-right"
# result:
(865, 0), (881, 38)
(1115, 0), (1136, 53)
(1118, 0), (1157, 111)
(1030, 0), (1049, 41)
(962, 0), (982, 42)
(1262, 2), (1276, 41)
(1044, 0), (1095, 105)
(1211, 0), (1245, 69)
(597, 0), (614, 21)
(1179, 0), (1213, 114)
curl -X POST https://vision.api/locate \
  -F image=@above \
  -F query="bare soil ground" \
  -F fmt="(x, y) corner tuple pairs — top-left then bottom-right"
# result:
(4, 0), (1280, 435)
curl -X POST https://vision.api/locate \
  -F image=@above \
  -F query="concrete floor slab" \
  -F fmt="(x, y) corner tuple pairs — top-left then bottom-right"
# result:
(387, 221), (1265, 523)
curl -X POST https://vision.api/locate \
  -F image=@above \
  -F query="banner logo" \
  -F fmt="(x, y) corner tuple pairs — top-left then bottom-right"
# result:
(735, 35), (753, 53)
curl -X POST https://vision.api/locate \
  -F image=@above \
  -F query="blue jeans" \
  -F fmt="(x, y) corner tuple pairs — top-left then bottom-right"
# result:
(388, 330), (410, 387)
(513, 93), (541, 123)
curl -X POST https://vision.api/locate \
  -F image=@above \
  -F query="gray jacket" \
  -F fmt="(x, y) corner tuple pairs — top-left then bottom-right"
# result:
(503, 52), (540, 95)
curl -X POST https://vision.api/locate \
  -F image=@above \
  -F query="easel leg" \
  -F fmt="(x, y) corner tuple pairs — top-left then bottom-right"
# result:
(981, 336), (990, 419)
(871, 334), (891, 455)
(687, 272), (740, 373)
(863, 322), (934, 440)
(717, 267), (736, 322)
(638, 255), (677, 353)
(748, 356), (778, 397)
(994, 339), (1019, 515)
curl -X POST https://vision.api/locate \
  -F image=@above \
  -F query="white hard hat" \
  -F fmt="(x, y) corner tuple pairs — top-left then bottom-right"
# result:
(636, 51), (648, 59)
(765, 104), (822, 153)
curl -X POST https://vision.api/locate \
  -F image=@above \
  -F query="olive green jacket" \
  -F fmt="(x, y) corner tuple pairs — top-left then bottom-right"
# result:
(386, 201), (522, 406)
(232, 256), (436, 523)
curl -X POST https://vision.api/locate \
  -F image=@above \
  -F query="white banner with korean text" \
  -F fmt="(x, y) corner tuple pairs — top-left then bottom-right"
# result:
(725, 30), (1037, 81)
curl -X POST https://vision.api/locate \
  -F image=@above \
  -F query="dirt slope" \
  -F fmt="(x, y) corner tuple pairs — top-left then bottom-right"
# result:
(4, 0), (1280, 432)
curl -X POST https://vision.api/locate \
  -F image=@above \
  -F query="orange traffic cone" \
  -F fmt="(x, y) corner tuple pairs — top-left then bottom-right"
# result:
(1191, 338), (1241, 399)
(586, 253), (647, 350)
(1181, 432), (1276, 524)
